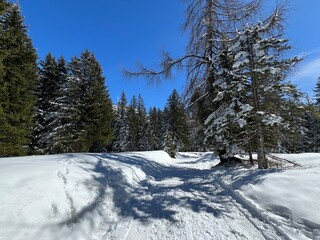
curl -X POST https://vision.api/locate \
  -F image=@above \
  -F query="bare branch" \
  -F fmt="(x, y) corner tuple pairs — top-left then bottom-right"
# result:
(123, 53), (210, 84)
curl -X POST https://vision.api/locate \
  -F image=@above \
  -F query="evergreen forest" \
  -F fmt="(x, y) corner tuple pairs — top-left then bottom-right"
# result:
(1, 0), (320, 170)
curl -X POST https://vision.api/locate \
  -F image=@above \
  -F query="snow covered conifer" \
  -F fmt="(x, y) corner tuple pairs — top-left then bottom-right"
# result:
(79, 50), (114, 152)
(300, 102), (320, 152)
(31, 53), (60, 154)
(205, 10), (301, 168)
(125, 0), (261, 163)
(123, 94), (149, 151)
(162, 128), (176, 158)
(315, 77), (320, 108)
(63, 56), (85, 152)
(113, 92), (130, 152)
(136, 95), (149, 151)
(51, 56), (76, 153)
(66, 50), (114, 152)
(148, 107), (163, 150)
(127, 95), (139, 151)
(162, 89), (190, 156)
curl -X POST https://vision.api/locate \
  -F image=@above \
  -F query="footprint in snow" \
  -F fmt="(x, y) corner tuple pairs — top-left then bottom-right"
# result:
(50, 203), (59, 217)
(57, 170), (67, 184)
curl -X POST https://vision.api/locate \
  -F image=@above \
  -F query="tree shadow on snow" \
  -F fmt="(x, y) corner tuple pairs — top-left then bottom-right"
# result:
(216, 165), (283, 190)
(57, 152), (281, 228)
(77, 153), (222, 223)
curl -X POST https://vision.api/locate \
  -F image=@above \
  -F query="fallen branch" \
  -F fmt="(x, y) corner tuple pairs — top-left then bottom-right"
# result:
(268, 154), (303, 168)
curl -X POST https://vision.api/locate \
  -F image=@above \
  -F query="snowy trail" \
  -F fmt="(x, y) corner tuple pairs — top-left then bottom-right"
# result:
(1, 151), (319, 239)
(89, 152), (284, 240)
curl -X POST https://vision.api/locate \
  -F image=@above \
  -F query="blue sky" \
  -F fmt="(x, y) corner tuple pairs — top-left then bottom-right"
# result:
(12, 0), (320, 108)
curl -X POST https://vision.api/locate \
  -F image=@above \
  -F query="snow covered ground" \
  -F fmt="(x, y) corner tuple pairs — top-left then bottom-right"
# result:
(0, 151), (319, 240)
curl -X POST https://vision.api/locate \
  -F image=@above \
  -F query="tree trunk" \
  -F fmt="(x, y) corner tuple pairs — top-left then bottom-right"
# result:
(256, 120), (268, 169)
(248, 142), (254, 166)
(218, 149), (229, 166)
(250, 52), (268, 169)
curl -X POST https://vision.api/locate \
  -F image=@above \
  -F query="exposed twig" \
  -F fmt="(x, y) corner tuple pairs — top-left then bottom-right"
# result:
(268, 154), (303, 167)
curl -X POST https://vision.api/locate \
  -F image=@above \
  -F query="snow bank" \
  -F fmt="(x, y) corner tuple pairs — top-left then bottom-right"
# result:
(0, 153), (150, 240)
(276, 153), (320, 168)
(217, 153), (320, 239)
(175, 152), (218, 170)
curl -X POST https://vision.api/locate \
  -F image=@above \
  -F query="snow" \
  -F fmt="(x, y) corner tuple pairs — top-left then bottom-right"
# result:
(280, 86), (292, 93)
(234, 51), (249, 60)
(236, 118), (247, 128)
(233, 59), (249, 69)
(0, 151), (320, 239)
(216, 153), (320, 240)
(262, 114), (282, 126)
(256, 50), (265, 57)
(240, 103), (253, 112)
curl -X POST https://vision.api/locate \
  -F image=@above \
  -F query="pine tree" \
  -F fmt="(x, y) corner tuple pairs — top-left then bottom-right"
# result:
(31, 53), (61, 154)
(51, 56), (71, 152)
(0, 2), (38, 156)
(300, 102), (320, 152)
(66, 56), (85, 152)
(77, 50), (114, 152)
(162, 127), (176, 158)
(267, 92), (304, 153)
(0, 1), (9, 156)
(136, 94), (149, 151)
(127, 95), (139, 151)
(82, 51), (114, 152)
(144, 117), (154, 151)
(162, 89), (190, 157)
(113, 92), (130, 152)
(148, 107), (163, 150)
(65, 50), (114, 152)
(315, 77), (320, 108)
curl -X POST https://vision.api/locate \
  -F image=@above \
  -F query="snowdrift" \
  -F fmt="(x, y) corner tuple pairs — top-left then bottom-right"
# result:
(215, 153), (320, 239)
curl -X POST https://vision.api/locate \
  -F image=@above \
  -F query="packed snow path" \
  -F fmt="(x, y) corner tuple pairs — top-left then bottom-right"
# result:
(1, 151), (319, 240)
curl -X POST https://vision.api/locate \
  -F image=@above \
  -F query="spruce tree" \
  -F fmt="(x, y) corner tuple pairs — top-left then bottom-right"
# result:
(0, 2), (38, 156)
(148, 107), (163, 150)
(31, 53), (60, 154)
(300, 102), (320, 152)
(66, 56), (85, 152)
(162, 89), (190, 157)
(0, 1), (8, 155)
(66, 50), (114, 152)
(315, 77), (320, 108)
(136, 94), (149, 151)
(79, 50), (114, 152)
(162, 126), (176, 158)
(52, 56), (71, 152)
(113, 92), (130, 152)
(127, 95), (139, 151)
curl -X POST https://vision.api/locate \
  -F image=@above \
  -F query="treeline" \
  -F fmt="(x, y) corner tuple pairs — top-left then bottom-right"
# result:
(32, 49), (191, 156)
(1, 0), (320, 159)
(30, 51), (114, 154)
(113, 90), (189, 157)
